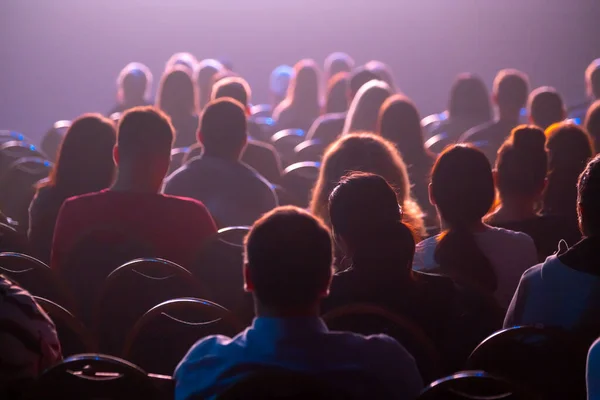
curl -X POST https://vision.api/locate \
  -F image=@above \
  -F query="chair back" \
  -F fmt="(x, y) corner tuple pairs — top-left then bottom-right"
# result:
(0, 141), (46, 172)
(193, 227), (252, 322)
(0, 252), (74, 309)
(181, 142), (203, 165)
(41, 120), (70, 162)
(250, 104), (273, 118)
(169, 147), (189, 174)
(270, 129), (305, 165)
(323, 303), (440, 382)
(93, 258), (206, 354)
(294, 138), (325, 163)
(32, 353), (166, 400)
(0, 222), (29, 253)
(123, 297), (243, 375)
(0, 130), (28, 144)
(424, 132), (451, 154)
(250, 116), (277, 142)
(34, 296), (97, 355)
(280, 161), (320, 208)
(466, 326), (589, 400)
(417, 370), (539, 400)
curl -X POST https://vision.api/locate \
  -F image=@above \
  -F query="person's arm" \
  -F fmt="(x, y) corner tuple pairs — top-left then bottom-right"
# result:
(503, 268), (534, 328)
(49, 200), (76, 271)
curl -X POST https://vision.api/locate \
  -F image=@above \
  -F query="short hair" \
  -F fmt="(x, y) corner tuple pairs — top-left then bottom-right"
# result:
(586, 59), (600, 99)
(578, 154), (600, 235)
(324, 52), (354, 79)
(117, 106), (174, 161)
(493, 69), (529, 110)
(199, 98), (247, 158)
(211, 77), (251, 108)
(528, 87), (565, 130)
(349, 67), (380, 98)
(244, 206), (333, 309)
(117, 62), (152, 102)
(448, 73), (492, 122)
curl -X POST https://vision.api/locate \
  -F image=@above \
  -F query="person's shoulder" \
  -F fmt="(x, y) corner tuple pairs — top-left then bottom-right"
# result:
(415, 234), (439, 251)
(247, 138), (277, 154)
(60, 190), (107, 212)
(330, 331), (415, 363)
(459, 120), (495, 143)
(175, 334), (242, 375)
(160, 193), (210, 211)
(485, 226), (535, 246)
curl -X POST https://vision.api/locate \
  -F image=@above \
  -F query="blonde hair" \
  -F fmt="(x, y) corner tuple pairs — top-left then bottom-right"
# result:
(310, 132), (425, 238)
(343, 80), (392, 135)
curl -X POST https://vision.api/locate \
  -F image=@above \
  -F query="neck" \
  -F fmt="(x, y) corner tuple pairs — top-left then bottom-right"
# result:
(111, 170), (162, 194)
(497, 108), (521, 123)
(493, 196), (538, 223)
(254, 302), (321, 318)
(203, 151), (240, 162)
(439, 217), (487, 232)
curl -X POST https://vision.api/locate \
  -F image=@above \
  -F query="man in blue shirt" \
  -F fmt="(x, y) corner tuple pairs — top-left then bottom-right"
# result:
(174, 206), (423, 400)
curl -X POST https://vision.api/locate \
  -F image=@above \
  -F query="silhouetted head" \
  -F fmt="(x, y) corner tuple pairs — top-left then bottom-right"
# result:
(528, 87), (566, 130)
(324, 72), (350, 114)
(329, 172), (415, 272)
(244, 206), (333, 314)
(270, 65), (293, 107)
(211, 76), (252, 110)
(324, 52), (354, 81)
(578, 155), (600, 236)
(285, 59), (322, 109)
(495, 125), (547, 202)
(115, 106), (174, 187)
(165, 52), (198, 74)
(199, 98), (247, 160)
(156, 66), (198, 118)
(492, 69), (529, 117)
(45, 114), (116, 197)
(378, 94), (430, 164)
(448, 74), (492, 123)
(584, 100), (600, 150)
(195, 59), (225, 110)
(586, 59), (600, 99)
(366, 60), (397, 93)
(116, 62), (152, 105)
(310, 133), (424, 235)
(343, 80), (392, 134)
(348, 67), (380, 100)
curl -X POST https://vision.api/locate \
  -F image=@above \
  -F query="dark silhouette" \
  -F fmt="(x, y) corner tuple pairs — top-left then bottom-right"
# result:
(365, 60), (398, 93)
(28, 114), (116, 263)
(269, 65), (293, 110)
(584, 100), (600, 151)
(342, 80), (392, 135)
(528, 87), (566, 130)
(109, 63), (153, 115)
(324, 72), (350, 114)
(570, 59), (600, 122)
(165, 52), (198, 74)
(324, 52), (354, 82)
(195, 59), (225, 111)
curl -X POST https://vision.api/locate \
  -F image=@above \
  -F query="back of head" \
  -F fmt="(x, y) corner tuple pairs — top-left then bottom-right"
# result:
(378, 94), (427, 162)
(211, 76), (251, 109)
(270, 65), (294, 102)
(578, 155), (600, 236)
(195, 59), (225, 110)
(165, 52), (198, 74)
(349, 67), (380, 99)
(448, 74), (492, 123)
(585, 100), (600, 149)
(244, 206), (333, 310)
(528, 87), (565, 130)
(329, 172), (415, 270)
(287, 59), (321, 109)
(586, 59), (600, 99)
(493, 69), (530, 113)
(117, 62), (152, 104)
(324, 52), (354, 80)
(546, 122), (595, 176)
(51, 114), (116, 195)
(199, 98), (247, 159)
(495, 125), (547, 199)
(324, 72), (350, 114)
(365, 60), (397, 92)
(156, 66), (198, 117)
(343, 80), (392, 134)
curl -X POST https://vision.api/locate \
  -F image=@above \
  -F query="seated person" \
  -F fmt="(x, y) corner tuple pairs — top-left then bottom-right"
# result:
(570, 59), (600, 124)
(164, 99), (277, 227)
(505, 155), (600, 331)
(174, 206), (423, 400)
(51, 106), (216, 271)
(486, 126), (581, 261)
(588, 336), (600, 400)
(0, 275), (62, 390)
(109, 62), (153, 115)
(528, 86), (566, 130)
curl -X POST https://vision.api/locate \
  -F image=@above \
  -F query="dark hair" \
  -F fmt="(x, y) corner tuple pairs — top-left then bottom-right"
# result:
(349, 67), (380, 98)
(366, 60), (397, 92)
(199, 98), (247, 159)
(586, 59), (600, 99)
(544, 122), (595, 217)
(117, 63), (152, 104)
(329, 172), (415, 274)
(431, 145), (497, 292)
(245, 206), (333, 308)
(43, 114), (116, 196)
(324, 52), (354, 81)
(211, 77), (251, 109)
(156, 67), (198, 118)
(165, 52), (197, 73)
(378, 95), (433, 167)
(528, 87), (565, 130)
(324, 72), (350, 114)
(493, 69), (529, 111)
(195, 59), (225, 111)
(283, 60), (321, 109)
(117, 106), (174, 161)
(448, 74), (492, 123)
(584, 100), (600, 150)
(578, 155), (600, 236)
(495, 125), (547, 198)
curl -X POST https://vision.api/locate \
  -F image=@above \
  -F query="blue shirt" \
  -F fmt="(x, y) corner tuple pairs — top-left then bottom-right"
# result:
(174, 317), (423, 400)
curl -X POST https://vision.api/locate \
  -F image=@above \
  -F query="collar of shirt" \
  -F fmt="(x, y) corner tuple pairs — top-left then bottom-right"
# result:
(249, 317), (329, 338)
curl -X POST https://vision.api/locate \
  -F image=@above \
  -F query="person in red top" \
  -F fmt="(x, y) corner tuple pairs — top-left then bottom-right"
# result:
(51, 106), (216, 271)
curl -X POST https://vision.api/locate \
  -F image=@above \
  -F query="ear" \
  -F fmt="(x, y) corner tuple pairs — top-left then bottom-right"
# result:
(428, 183), (436, 206)
(113, 146), (119, 165)
(319, 268), (334, 298)
(243, 263), (254, 293)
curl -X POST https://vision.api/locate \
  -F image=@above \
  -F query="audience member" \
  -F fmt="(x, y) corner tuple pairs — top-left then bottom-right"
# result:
(51, 107), (216, 270)
(195, 59), (225, 111)
(378, 95), (437, 226)
(164, 99), (277, 227)
(273, 59), (322, 131)
(156, 66), (199, 147)
(585, 100), (600, 151)
(528, 86), (566, 130)
(109, 62), (153, 115)
(165, 52), (198, 74)
(505, 154), (600, 331)
(588, 337), (600, 400)
(29, 114), (116, 263)
(428, 74), (492, 143)
(366, 60), (398, 93)
(310, 133), (425, 239)
(460, 69), (530, 163)
(324, 52), (354, 82)
(543, 122), (595, 228)
(324, 72), (350, 114)
(570, 59), (600, 123)
(174, 206), (423, 400)
(413, 145), (537, 308)
(269, 65), (293, 110)
(0, 276), (62, 388)
(342, 80), (392, 135)
(307, 67), (379, 145)
(486, 126), (581, 261)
